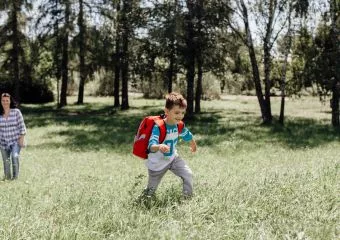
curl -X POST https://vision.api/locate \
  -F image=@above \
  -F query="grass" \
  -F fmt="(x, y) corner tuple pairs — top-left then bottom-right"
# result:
(0, 95), (338, 240)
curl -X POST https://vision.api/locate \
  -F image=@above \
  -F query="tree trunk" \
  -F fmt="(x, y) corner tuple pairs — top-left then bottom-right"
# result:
(167, 47), (175, 93)
(53, 0), (61, 107)
(263, 45), (273, 123)
(330, 0), (340, 126)
(186, 55), (195, 118)
(59, 34), (69, 108)
(113, 1), (121, 107)
(59, 0), (70, 108)
(331, 85), (339, 126)
(185, 0), (196, 118)
(262, 0), (276, 123)
(279, 3), (293, 125)
(195, 53), (203, 113)
(77, 0), (86, 104)
(195, 0), (204, 114)
(120, 0), (130, 110)
(121, 51), (129, 110)
(11, 1), (20, 102)
(166, 0), (178, 94)
(240, 0), (269, 123)
(113, 51), (121, 107)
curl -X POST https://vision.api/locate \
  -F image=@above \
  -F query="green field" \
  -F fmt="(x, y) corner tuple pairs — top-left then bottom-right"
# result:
(0, 95), (338, 239)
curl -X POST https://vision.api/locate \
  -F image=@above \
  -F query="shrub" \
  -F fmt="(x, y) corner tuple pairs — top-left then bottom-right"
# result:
(202, 73), (221, 100)
(0, 80), (54, 103)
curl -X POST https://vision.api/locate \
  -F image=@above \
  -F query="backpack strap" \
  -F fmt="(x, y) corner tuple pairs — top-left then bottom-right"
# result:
(156, 120), (185, 144)
(154, 119), (167, 144)
(177, 121), (184, 134)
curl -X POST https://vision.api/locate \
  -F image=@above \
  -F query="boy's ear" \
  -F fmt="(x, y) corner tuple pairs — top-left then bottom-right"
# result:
(164, 108), (169, 115)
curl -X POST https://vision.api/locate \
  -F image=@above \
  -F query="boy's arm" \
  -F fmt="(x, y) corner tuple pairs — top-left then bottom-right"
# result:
(148, 125), (170, 153)
(190, 139), (197, 152)
(180, 127), (193, 141)
(150, 144), (170, 153)
(180, 127), (197, 153)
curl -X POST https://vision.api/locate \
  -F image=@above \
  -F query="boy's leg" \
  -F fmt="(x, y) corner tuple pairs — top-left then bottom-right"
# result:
(11, 144), (21, 179)
(1, 148), (11, 180)
(145, 168), (168, 196)
(169, 156), (193, 196)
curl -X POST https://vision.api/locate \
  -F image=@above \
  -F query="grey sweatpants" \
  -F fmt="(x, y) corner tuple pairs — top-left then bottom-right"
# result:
(146, 156), (193, 196)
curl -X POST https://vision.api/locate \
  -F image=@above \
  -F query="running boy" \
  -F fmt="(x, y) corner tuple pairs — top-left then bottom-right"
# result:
(144, 92), (197, 198)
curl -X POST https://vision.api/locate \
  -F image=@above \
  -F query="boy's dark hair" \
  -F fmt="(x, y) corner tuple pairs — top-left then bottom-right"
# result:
(0, 93), (18, 114)
(165, 92), (187, 109)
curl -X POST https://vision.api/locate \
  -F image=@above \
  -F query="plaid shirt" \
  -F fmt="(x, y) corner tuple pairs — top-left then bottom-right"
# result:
(0, 108), (26, 149)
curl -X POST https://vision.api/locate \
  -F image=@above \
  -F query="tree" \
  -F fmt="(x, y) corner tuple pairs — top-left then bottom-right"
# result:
(36, 0), (73, 107)
(165, 0), (179, 93)
(76, 0), (87, 104)
(279, 0), (310, 125)
(231, 0), (269, 123)
(279, 1), (293, 125)
(120, 0), (132, 110)
(310, 0), (340, 126)
(59, 0), (71, 108)
(329, 0), (340, 126)
(52, 0), (62, 106)
(227, 0), (310, 124)
(75, 0), (105, 104)
(0, 0), (32, 102)
(194, 0), (203, 114)
(183, 0), (196, 118)
(113, 1), (122, 107)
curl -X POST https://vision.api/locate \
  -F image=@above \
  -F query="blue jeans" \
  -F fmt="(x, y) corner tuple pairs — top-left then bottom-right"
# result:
(1, 143), (21, 180)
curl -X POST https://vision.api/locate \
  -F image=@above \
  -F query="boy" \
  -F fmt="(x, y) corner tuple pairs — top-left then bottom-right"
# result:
(144, 92), (197, 198)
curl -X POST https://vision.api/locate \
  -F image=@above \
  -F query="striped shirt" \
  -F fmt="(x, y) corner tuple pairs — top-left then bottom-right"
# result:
(146, 123), (193, 171)
(0, 108), (26, 149)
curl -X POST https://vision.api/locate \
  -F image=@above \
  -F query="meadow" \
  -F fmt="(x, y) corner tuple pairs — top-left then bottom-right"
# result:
(0, 95), (338, 240)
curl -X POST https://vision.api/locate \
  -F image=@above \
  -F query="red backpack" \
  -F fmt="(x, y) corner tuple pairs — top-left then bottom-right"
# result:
(133, 115), (184, 159)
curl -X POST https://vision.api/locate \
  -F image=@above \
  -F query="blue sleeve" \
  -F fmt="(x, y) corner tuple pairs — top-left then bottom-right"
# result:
(179, 127), (193, 142)
(148, 125), (160, 152)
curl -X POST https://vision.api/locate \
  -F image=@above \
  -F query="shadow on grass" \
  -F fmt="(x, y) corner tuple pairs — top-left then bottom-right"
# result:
(22, 103), (340, 152)
(182, 111), (339, 149)
(267, 118), (340, 148)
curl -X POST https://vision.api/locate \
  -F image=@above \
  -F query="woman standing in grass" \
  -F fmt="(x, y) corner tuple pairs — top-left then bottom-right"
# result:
(0, 93), (26, 180)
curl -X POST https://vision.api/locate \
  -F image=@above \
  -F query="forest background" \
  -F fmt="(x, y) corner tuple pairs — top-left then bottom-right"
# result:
(0, 0), (339, 126)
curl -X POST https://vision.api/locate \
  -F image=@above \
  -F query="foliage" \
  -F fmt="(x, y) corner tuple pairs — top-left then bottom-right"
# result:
(93, 71), (114, 97)
(0, 80), (54, 103)
(0, 0), (338, 125)
(201, 73), (221, 100)
(311, 23), (339, 96)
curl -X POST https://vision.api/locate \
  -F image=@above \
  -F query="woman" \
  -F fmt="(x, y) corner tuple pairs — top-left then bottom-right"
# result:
(0, 93), (26, 180)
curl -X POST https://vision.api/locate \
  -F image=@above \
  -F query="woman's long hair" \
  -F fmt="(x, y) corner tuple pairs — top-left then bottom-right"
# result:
(0, 93), (18, 114)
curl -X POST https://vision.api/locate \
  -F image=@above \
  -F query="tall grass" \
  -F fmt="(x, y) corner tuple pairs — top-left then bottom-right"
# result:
(0, 95), (338, 239)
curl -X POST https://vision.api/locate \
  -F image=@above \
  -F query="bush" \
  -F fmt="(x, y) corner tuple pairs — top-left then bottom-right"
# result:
(140, 78), (166, 99)
(95, 73), (114, 96)
(0, 80), (54, 103)
(202, 73), (221, 100)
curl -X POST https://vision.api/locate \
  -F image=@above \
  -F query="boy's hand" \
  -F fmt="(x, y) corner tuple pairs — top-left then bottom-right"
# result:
(159, 144), (170, 153)
(190, 139), (197, 153)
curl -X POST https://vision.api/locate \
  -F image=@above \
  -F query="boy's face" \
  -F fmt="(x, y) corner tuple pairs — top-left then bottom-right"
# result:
(165, 105), (186, 125)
